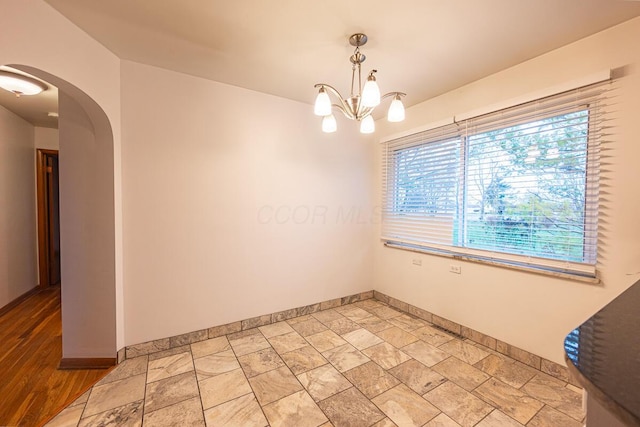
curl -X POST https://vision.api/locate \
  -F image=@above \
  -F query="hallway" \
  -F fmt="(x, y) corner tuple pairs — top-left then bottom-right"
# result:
(0, 286), (109, 426)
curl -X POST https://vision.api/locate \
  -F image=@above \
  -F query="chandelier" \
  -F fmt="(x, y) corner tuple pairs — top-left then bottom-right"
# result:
(313, 33), (406, 134)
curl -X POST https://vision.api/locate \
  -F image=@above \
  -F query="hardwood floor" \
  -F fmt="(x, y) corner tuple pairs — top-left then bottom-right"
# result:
(0, 285), (110, 427)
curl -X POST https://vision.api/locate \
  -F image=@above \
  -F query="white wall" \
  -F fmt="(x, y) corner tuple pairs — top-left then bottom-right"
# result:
(1, 0), (122, 357)
(0, 106), (37, 308)
(121, 61), (374, 345)
(57, 92), (116, 357)
(35, 127), (59, 150)
(374, 17), (640, 363)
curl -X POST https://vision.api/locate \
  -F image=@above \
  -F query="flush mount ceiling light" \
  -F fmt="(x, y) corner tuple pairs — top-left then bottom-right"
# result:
(0, 70), (47, 97)
(314, 33), (406, 134)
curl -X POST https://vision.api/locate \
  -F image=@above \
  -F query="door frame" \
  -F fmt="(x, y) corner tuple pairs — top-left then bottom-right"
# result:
(36, 148), (59, 288)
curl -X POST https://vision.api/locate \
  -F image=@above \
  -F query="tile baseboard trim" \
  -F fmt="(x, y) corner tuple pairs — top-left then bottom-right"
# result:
(373, 290), (576, 387)
(122, 290), (374, 360)
(118, 288), (574, 387)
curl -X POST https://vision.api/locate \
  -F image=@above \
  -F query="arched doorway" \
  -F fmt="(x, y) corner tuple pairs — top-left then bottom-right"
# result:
(10, 65), (117, 362)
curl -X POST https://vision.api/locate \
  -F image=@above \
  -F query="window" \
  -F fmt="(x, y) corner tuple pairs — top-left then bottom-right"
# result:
(382, 83), (609, 278)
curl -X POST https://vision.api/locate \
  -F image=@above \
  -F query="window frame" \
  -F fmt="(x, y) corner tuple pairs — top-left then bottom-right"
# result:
(381, 83), (609, 280)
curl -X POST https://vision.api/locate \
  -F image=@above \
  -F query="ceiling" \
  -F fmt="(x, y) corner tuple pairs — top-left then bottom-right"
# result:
(3, 1), (640, 128)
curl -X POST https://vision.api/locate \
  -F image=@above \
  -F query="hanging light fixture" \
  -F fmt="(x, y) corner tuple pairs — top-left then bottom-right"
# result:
(0, 70), (47, 97)
(314, 33), (405, 134)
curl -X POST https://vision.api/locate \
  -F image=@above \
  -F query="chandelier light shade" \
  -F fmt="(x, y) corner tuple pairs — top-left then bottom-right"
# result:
(0, 70), (47, 97)
(314, 87), (332, 116)
(360, 115), (375, 134)
(314, 33), (406, 134)
(322, 114), (337, 133)
(387, 94), (406, 122)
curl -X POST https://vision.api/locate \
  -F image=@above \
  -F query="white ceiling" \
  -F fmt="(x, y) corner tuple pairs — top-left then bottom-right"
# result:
(3, 1), (640, 128)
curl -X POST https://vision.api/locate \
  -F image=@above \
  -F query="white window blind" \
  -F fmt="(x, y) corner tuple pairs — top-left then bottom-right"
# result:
(381, 81), (611, 277)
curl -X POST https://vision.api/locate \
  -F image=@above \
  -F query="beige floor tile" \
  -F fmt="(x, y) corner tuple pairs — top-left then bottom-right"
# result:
(521, 374), (584, 421)
(343, 361), (400, 398)
(439, 340), (489, 365)
(228, 328), (262, 340)
(371, 418), (398, 427)
(297, 364), (352, 401)
(96, 356), (148, 386)
(46, 404), (85, 427)
(199, 368), (252, 409)
(325, 317), (361, 335)
(432, 357), (490, 391)
(311, 309), (344, 324)
(373, 383), (440, 426)
(411, 325), (455, 347)
(376, 326), (419, 348)
(322, 343), (370, 372)
(204, 393), (268, 427)
(335, 305), (373, 323)
(194, 349), (240, 381)
(287, 314), (313, 324)
(387, 314), (428, 332)
(342, 328), (384, 350)
(248, 366), (303, 405)
(280, 345), (327, 374)
(425, 382), (493, 427)
(146, 352), (194, 383)
(78, 400), (143, 427)
(319, 387), (386, 426)
(147, 345), (191, 362)
(83, 373), (146, 418)
(388, 359), (447, 395)
(229, 333), (271, 357)
(144, 371), (199, 414)
(565, 383), (583, 394)
(290, 318), (329, 336)
(357, 315), (393, 333)
(262, 390), (328, 427)
(475, 409), (524, 426)
(238, 347), (285, 377)
(48, 301), (587, 427)
(368, 305), (403, 320)
(259, 321), (295, 338)
(474, 354), (536, 389)
(474, 378), (543, 424)
(143, 397), (204, 427)
(402, 341), (449, 367)
(355, 299), (385, 310)
(424, 413), (462, 427)
(305, 329), (348, 353)
(191, 336), (231, 359)
(527, 405), (582, 427)
(69, 389), (91, 407)
(362, 342), (411, 370)
(268, 331), (308, 354)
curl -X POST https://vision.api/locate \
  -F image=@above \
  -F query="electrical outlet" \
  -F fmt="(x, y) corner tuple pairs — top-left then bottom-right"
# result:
(449, 264), (461, 274)
(412, 259), (422, 266)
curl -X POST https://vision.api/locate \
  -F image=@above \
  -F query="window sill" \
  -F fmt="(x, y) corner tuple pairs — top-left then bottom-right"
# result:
(383, 242), (601, 285)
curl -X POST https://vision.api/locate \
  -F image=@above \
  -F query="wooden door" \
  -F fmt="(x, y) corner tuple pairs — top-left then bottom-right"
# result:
(36, 149), (61, 286)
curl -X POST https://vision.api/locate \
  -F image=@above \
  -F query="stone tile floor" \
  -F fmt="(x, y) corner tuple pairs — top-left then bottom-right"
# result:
(46, 300), (584, 426)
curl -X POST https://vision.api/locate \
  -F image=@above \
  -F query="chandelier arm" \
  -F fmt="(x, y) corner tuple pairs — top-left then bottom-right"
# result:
(356, 106), (374, 120)
(356, 92), (405, 119)
(381, 92), (406, 101)
(314, 83), (354, 118)
(333, 104), (355, 120)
